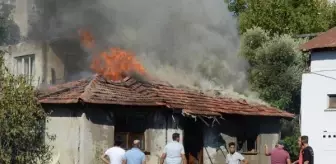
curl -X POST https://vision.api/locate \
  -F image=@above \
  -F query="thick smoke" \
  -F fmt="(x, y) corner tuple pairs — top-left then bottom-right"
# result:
(31, 0), (264, 103)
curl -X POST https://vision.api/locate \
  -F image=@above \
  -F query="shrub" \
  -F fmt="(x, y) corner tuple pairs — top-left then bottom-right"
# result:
(0, 51), (54, 163)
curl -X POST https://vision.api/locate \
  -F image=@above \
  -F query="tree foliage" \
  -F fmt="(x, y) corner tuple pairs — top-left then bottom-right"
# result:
(0, 2), (20, 45)
(227, 0), (336, 35)
(240, 27), (308, 113)
(0, 52), (54, 163)
(0, 2), (53, 163)
(283, 118), (300, 161)
(240, 27), (305, 159)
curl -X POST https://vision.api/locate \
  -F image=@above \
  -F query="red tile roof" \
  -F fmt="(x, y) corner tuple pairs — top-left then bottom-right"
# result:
(300, 27), (336, 51)
(37, 75), (294, 118)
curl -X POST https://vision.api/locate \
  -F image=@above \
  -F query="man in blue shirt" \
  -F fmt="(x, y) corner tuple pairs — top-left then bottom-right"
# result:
(122, 140), (146, 164)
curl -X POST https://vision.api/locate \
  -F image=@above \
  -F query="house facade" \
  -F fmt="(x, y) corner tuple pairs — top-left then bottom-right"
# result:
(0, 0), (90, 87)
(300, 27), (336, 163)
(38, 75), (293, 164)
(2, 42), (65, 86)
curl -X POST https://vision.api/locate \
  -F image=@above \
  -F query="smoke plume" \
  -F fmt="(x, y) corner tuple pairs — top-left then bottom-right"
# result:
(30, 0), (264, 104)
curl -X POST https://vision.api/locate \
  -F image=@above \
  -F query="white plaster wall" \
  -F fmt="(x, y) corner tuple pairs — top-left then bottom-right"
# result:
(310, 51), (336, 72)
(301, 70), (336, 164)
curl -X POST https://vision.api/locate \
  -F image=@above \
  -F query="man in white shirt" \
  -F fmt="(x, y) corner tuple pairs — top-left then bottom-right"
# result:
(160, 133), (187, 164)
(101, 140), (126, 164)
(226, 142), (248, 164)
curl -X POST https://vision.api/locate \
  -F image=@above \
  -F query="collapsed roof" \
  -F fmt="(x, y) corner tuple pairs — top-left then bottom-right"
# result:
(37, 75), (294, 118)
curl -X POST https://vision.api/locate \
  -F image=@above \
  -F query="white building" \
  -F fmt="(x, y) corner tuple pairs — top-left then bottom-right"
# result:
(0, 0), (89, 87)
(300, 27), (336, 163)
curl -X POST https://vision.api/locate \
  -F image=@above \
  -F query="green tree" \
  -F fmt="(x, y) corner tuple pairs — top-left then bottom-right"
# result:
(0, 52), (54, 163)
(283, 118), (300, 161)
(227, 0), (336, 35)
(0, 2), (20, 45)
(240, 27), (307, 113)
(0, 2), (54, 162)
(240, 27), (306, 159)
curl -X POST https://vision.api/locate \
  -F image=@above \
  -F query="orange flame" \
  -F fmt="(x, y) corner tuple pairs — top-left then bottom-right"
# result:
(79, 29), (146, 81)
(79, 29), (95, 48)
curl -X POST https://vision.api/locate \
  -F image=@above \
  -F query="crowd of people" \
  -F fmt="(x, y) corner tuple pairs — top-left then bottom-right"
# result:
(100, 133), (185, 164)
(228, 135), (314, 164)
(100, 133), (314, 164)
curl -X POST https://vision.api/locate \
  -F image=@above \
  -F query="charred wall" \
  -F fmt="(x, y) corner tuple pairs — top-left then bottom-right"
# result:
(202, 116), (281, 164)
(44, 103), (282, 164)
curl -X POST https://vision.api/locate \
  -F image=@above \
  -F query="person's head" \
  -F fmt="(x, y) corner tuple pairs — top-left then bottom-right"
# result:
(114, 140), (122, 147)
(133, 140), (141, 148)
(172, 133), (180, 142)
(297, 136), (302, 147)
(277, 140), (285, 149)
(228, 142), (236, 154)
(301, 135), (309, 146)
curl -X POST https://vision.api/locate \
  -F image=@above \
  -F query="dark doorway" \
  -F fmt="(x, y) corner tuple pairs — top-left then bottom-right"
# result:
(182, 117), (204, 164)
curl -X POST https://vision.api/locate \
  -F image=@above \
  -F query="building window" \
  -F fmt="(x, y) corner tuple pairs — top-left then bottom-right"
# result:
(115, 112), (147, 151)
(115, 132), (145, 150)
(328, 94), (336, 108)
(237, 133), (259, 153)
(14, 54), (35, 77)
(51, 68), (56, 84)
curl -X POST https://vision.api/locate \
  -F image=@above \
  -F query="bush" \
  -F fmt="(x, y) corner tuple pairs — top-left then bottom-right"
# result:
(240, 27), (308, 113)
(282, 117), (300, 161)
(284, 132), (300, 161)
(0, 51), (54, 163)
(240, 27), (304, 160)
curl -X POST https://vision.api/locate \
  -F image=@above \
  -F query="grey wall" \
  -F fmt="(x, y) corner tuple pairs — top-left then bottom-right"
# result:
(145, 111), (183, 164)
(2, 42), (65, 87)
(46, 105), (115, 164)
(45, 105), (183, 164)
(257, 118), (281, 164)
(45, 104), (282, 164)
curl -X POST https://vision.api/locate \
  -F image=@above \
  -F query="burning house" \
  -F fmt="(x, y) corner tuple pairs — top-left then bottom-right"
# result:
(4, 1), (294, 164)
(36, 27), (295, 164)
(38, 73), (293, 164)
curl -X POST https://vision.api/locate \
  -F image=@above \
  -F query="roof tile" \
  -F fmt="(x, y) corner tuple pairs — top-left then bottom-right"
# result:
(300, 27), (336, 51)
(37, 75), (294, 118)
